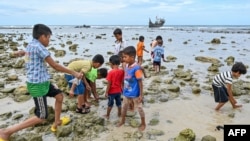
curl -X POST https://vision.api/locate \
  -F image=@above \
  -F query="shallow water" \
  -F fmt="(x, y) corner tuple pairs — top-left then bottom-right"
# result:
(1, 25), (250, 140)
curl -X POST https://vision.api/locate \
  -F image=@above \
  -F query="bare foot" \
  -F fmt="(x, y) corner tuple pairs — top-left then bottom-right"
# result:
(138, 124), (146, 131)
(116, 122), (124, 127)
(233, 104), (242, 109)
(0, 129), (9, 141)
(103, 115), (109, 120)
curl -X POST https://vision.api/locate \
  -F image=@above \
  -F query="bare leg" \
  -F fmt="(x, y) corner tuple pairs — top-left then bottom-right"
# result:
(117, 103), (128, 127)
(215, 103), (226, 111)
(0, 116), (44, 140)
(52, 93), (63, 129)
(118, 107), (121, 117)
(138, 107), (146, 131)
(77, 95), (84, 108)
(103, 107), (112, 119)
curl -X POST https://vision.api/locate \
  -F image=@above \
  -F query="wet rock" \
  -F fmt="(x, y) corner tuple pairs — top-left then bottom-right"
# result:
(0, 112), (12, 120)
(147, 129), (164, 136)
(69, 44), (78, 51)
(0, 88), (15, 93)
(96, 35), (102, 39)
(7, 74), (18, 81)
(201, 135), (216, 141)
(55, 50), (66, 57)
(126, 111), (136, 117)
(13, 85), (28, 96)
(174, 128), (196, 141)
(12, 114), (24, 120)
(149, 118), (159, 126)
(66, 41), (72, 45)
(192, 86), (201, 94)
(14, 95), (31, 102)
(224, 56), (235, 66)
(0, 92), (7, 99)
(195, 56), (220, 64)
(167, 85), (180, 92)
(164, 77), (175, 84)
(129, 119), (140, 128)
(19, 132), (43, 141)
(152, 76), (162, 83)
(211, 38), (221, 44)
(56, 125), (72, 137)
(0, 81), (4, 87)
(159, 96), (168, 102)
(166, 55), (177, 62)
(14, 59), (25, 68)
(207, 63), (219, 72)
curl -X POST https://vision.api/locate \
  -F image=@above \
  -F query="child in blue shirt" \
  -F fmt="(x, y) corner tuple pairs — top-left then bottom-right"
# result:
(117, 46), (146, 131)
(151, 39), (167, 73)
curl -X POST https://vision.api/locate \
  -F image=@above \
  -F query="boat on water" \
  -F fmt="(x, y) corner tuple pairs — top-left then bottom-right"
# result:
(149, 17), (165, 28)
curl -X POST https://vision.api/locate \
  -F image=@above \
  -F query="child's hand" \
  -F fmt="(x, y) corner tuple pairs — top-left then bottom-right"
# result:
(73, 72), (83, 79)
(69, 90), (74, 98)
(105, 93), (108, 97)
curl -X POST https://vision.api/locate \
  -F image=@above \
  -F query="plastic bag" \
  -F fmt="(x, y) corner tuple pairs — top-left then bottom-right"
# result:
(69, 78), (81, 85)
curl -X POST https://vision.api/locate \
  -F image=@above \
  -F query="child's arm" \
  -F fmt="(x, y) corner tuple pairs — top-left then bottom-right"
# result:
(90, 81), (99, 101)
(82, 75), (91, 91)
(69, 83), (76, 97)
(161, 54), (167, 62)
(45, 56), (82, 79)
(138, 79), (143, 103)
(143, 46), (149, 53)
(226, 84), (237, 106)
(11, 50), (25, 57)
(105, 81), (111, 97)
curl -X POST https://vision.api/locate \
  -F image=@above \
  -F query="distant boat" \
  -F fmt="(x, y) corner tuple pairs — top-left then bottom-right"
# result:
(149, 17), (165, 28)
(75, 24), (91, 28)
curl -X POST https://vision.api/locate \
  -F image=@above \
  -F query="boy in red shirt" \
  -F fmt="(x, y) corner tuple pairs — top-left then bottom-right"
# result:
(104, 55), (124, 119)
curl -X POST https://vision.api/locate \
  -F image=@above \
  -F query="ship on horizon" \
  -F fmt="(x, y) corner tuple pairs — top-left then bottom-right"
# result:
(149, 16), (165, 28)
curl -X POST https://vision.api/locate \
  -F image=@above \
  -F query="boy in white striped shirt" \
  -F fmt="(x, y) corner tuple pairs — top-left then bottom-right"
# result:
(212, 62), (247, 111)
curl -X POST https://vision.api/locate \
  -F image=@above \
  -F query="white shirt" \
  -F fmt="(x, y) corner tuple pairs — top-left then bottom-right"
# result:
(114, 39), (127, 55)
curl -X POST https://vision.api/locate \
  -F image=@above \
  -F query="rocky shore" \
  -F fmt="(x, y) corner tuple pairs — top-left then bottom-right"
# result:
(1, 26), (250, 140)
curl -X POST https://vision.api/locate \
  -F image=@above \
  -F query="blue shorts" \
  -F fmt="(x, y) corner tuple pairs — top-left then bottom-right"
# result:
(65, 74), (85, 95)
(212, 84), (229, 103)
(108, 93), (121, 107)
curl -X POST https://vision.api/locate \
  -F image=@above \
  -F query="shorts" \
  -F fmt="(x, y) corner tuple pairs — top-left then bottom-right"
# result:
(212, 84), (229, 103)
(65, 74), (85, 95)
(153, 61), (161, 67)
(108, 93), (121, 107)
(122, 96), (145, 117)
(33, 83), (62, 119)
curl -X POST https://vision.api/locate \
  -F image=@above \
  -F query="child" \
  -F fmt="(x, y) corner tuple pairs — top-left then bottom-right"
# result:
(64, 54), (104, 114)
(137, 35), (149, 65)
(117, 46), (146, 131)
(150, 35), (162, 63)
(212, 62), (247, 111)
(104, 55), (124, 119)
(113, 28), (127, 55)
(84, 68), (108, 103)
(151, 39), (167, 73)
(0, 24), (82, 140)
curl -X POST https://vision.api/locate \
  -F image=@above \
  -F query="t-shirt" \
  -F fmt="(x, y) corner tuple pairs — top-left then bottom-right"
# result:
(152, 45), (164, 62)
(136, 41), (144, 57)
(212, 71), (233, 87)
(106, 68), (124, 94)
(25, 39), (50, 83)
(123, 63), (143, 98)
(85, 68), (97, 82)
(67, 60), (92, 73)
(114, 39), (127, 55)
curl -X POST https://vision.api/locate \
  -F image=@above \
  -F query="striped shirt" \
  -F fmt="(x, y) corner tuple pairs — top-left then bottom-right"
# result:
(212, 71), (232, 87)
(25, 39), (51, 83)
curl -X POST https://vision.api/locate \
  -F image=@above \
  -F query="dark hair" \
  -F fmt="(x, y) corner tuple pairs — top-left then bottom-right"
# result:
(33, 24), (52, 39)
(122, 46), (136, 57)
(157, 39), (163, 45)
(231, 62), (247, 74)
(139, 36), (144, 41)
(109, 55), (120, 65)
(92, 54), (104, 64)
(98, 68), (108, 78)
(156, 35), (162, 40)
(113, 28), (122, 35)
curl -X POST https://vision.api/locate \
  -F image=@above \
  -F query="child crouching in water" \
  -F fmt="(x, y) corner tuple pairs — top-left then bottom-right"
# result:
(104, 55), (124, 119)
(117, 46), (146, 131)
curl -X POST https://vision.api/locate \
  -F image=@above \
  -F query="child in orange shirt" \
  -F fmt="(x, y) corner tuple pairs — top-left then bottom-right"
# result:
(136, 36), (149, 65)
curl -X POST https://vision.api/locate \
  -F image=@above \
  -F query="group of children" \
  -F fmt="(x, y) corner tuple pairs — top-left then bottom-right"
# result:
(0, 24), (247, 141)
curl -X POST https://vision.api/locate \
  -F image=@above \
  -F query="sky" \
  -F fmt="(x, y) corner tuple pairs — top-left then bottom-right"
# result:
(0, 0), (250, 25)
